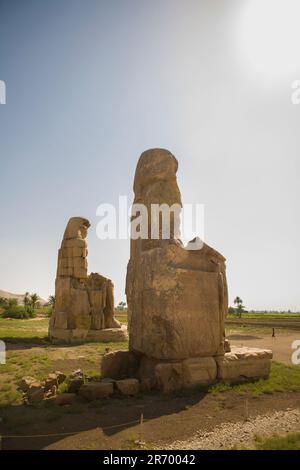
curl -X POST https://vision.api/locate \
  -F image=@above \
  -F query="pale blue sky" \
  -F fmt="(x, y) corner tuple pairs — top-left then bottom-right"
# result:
(1, 0), (300, 310)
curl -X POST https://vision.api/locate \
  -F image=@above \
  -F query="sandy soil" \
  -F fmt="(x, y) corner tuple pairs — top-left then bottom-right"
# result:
(227, 330), (300, 365)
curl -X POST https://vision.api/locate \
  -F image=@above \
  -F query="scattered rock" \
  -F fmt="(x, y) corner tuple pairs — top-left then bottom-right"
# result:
(44, 385), (57, 399)
(79, 382), (114, 401)
(55, 393), (76, 406)
(27, 381), (44, 404)
(44, 373), (58, 392)
(55, 371), (66, 384)
(68, 369), (84, 393)
(116, 378), (140, 396)
(19, 376), (36, 393)
(69, 369), (84, 380)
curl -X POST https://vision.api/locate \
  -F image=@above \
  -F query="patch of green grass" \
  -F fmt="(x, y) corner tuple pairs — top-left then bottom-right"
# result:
(0, 390), (22, 407)
(228, 312), (300, 319)
(209, 362), (300, 396)
(209, 381), (232, 395)
(0, 317), (50, 342)
(125, 432), (158, 450)
(254, 432), (300, 450)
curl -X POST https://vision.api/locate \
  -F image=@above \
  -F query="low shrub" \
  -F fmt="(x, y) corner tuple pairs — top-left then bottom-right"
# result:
(1, 305), (36, 319)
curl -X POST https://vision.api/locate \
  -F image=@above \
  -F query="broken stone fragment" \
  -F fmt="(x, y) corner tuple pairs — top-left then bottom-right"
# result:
(116, 379), (140, 396)
(44, 373), (59, 392)
(19, 376), (36, 393)
(26, 381), (45, 404)
(55, 393), (76, 406)
(101, 350), (139, 380)
(78, 382), (114, 401)
(55, 371), (67, 384)
(68, 369), (84, 393)
(44, 385), (57, 399)
(216, 347), (273, 382)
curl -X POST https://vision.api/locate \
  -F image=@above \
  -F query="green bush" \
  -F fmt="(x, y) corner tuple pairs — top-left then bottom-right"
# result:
(1, 305), (36, 319)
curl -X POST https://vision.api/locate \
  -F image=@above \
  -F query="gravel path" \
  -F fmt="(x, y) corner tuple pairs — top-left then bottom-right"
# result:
(166, 408), (300, 450)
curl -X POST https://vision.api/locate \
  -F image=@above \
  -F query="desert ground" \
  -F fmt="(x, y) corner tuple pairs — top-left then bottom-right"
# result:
(0, 314), (300, 450)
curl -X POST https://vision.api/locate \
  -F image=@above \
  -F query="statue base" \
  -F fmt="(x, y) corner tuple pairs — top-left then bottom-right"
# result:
(49, 324), (128, 344)
(101, 346), (273, 393)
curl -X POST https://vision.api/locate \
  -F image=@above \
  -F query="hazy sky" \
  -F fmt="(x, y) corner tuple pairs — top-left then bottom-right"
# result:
(1, 0), (300, 310)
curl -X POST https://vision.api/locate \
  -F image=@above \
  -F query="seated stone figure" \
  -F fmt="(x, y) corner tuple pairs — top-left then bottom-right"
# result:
(126, 149), (229, 361)
(49, 217), (127, 343)
(102, 149), (272, 392)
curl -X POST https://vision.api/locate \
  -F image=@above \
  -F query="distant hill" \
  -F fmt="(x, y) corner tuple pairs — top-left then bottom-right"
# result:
(0, 290), (47, 306)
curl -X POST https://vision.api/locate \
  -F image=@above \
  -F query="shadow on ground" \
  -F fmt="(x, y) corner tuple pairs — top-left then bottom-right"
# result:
(1, 390), (208, 450)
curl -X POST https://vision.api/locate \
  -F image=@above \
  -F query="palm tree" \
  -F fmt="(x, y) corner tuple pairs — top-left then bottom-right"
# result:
(30, 293), (39, 310)
(48, 295), (55, 307)
(23, 292), (30, 306)
(234, 296), (245, 318)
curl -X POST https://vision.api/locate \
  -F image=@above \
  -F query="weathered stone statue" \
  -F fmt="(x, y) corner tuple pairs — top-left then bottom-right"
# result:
(49, 217), (127, 343)
(126, 149), (229, 361)
(101, 149), (272, 392)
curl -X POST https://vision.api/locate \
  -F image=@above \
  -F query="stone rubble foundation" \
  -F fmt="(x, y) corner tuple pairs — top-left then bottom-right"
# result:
(101, 347), (273, 393)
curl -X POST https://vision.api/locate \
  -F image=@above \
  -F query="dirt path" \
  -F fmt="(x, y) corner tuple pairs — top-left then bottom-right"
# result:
(227, 331), (300, 365)
(166, 408), (300, 450)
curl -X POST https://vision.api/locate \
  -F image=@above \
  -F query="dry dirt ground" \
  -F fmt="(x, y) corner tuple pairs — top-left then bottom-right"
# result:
(2, 389), (300, 450)
(227, 329), (299, 365)
(1, 328), (300, 450)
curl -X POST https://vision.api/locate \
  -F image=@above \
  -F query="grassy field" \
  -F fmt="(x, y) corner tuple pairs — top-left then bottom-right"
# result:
(228, 312), (300, 319)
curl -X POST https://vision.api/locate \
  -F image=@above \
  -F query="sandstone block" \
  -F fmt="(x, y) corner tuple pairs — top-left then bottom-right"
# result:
(44, 373), (59, 391)
(101, 350), (139, 380)
(216, 347), (273, 382)
(45, 385), (57, 398)
(182, 357), (217, 387)
(68, 369), (84, 393)
(79, 382), (114, 400)
(55, 393), (76, 406)
(155, 362), (183, 393)
(28, 388), (44, 404)
(19, 376), (36, 393)
(116, 378), (140, 396)
(86, 325), (128, 342)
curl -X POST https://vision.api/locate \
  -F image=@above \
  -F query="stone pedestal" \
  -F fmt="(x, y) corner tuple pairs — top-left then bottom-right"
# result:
(50, 324), (128, 344)
(101, 347), (273, 393)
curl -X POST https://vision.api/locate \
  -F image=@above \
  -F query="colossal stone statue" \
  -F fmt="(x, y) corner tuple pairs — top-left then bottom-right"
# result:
(49, 217), (127, 343)
(126, 149), (229, 361)
(101, 149), (272, 392)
